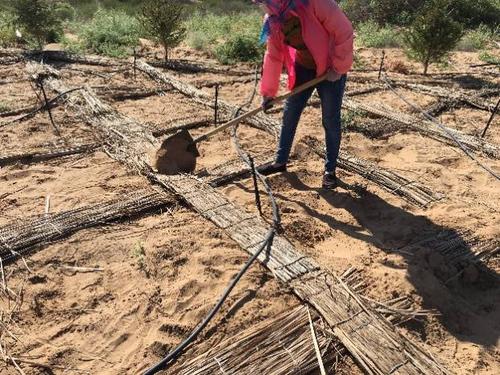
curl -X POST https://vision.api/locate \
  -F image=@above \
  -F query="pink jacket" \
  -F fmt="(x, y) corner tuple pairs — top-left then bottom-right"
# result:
(260, 0), (354, 97)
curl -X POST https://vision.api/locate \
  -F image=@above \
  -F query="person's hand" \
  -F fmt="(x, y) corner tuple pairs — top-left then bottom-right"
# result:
(327, 70), (342, 82)
(261, 96), (274, 113)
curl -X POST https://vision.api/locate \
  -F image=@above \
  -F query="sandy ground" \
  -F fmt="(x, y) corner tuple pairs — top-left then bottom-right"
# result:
(0, 45), (499, 374)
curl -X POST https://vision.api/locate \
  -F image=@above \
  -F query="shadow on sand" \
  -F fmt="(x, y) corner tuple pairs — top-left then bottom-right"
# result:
(263, 171), (499, 347)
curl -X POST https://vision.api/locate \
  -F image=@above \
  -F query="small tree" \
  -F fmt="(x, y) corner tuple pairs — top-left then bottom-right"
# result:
(12, 0), (66, 49)
(141, 0), (186, 61)
(404, 0), (463, 75)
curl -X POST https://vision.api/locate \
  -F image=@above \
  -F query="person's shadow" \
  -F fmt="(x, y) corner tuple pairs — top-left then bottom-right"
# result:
(267, 171), (500, 347)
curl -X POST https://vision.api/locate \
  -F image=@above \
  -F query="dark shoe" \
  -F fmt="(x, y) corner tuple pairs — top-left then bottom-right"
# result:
(322, 172), (338, 190)
(257, 162), (287, 176)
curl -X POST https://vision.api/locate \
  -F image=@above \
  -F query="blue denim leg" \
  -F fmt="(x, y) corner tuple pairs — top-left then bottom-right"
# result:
(316, 75), (347, 173)
(276, 66), (316, 165)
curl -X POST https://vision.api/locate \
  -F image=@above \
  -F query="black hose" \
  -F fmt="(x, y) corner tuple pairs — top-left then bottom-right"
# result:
(143, 229), (275, 375)
(144, 63), (281, 375)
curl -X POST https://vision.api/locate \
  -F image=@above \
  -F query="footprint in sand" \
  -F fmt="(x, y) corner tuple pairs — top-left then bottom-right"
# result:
(177, 280), (201, 307)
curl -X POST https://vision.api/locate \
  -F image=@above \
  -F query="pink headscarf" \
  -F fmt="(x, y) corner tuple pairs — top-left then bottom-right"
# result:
(253, 0), (310, 43)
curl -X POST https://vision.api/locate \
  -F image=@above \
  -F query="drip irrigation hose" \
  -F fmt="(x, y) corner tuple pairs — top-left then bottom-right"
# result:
(381, 74), (500, 181)
(144, 64), (281, 375)
(143, 229), (275, 375)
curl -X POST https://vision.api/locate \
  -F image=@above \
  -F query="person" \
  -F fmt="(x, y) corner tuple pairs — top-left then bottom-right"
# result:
(255, 0), (354, 189)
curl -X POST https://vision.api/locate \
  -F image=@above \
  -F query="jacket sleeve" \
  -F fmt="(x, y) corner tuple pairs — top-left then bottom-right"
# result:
(260, 32), (284, 98)
(312, 0), (354, 74)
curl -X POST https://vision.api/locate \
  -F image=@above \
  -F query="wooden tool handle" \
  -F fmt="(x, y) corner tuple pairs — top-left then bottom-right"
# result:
(193, 73), (328, 145)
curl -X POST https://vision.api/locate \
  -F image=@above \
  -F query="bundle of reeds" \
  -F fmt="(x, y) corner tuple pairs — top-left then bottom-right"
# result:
(395, 81), (499, 112)
(0, 190), (173, 264)
(27, 62), (159, 175)
(175, 306), (339, 375)
(156, 173), (451, 375)
(302, 136), (442, 207)
(0, 149), (276, 264)
(401, 230), (500, 274)
(175, 269), (434, 375)
(0, 143), (99, 167)
(344, 98), (500, 159)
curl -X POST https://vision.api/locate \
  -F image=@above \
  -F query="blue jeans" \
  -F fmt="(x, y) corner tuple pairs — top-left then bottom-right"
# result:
(276, 64), (347, 173)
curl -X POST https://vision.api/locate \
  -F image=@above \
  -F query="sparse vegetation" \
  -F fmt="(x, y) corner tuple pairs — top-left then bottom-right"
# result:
(356, 21), (402, 48)
(140, 0), (186, 61)
(132, 241), (146, 272)
(67, 0), (143, 20)
(479, 50), (500, 64)
(73, 9), (141, 58)
(457, 26), (495, 51)
(0, 101), (10, 112)
(451, 0), (500, 30)
(341, 0), (500, 30)
(1, 0), (497, 66)
(185, 11), (264, 64)
(215, 34), (262, 64)
(0, 10), (16, 47)
(341, 0), (422, 26)
(353, 53), (367, 70)
(11, 0), (69, 48)
(404, 0), (463, 74)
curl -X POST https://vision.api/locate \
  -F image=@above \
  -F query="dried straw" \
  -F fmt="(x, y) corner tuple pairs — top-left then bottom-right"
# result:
(302, 136), (443, 207)
(0, 190), (173, 264)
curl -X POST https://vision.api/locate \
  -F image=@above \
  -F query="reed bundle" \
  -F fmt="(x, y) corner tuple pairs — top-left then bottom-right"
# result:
(156, 173), (451, 375)
(344, 98), (500, 159)
(302, 136), (442, 207)
(402, 230), (499, 274)
(0, 143), (99, 167)
(0, 190), (173, 264)
(0, 148), (275, 264)
(175, 268), (435, 375)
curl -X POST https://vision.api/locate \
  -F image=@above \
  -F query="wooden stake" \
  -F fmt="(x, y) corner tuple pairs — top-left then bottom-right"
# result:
(307, 307), (327, 375)
(133, 48), (137, 81)
(378, 50), (386, 80)
(39, 82), (60, 136)
(481, 97), (499, 138)
(44, 195), (51, 216)
(214, 84), (219, 126)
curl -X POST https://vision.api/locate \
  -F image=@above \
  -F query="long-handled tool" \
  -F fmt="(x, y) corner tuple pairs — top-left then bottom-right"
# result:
(154, 73), (327, 175)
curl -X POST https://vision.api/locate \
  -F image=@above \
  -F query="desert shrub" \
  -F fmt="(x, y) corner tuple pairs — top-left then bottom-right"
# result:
(341, 0), (425, 26)
(11, 0), (70, 48)
(0, 102), (10, 113)
(140, 0), (186, 61)
(456, 26), (495, 51)
(196, 0), (254, 14)
(215, 34), (261, 64)
(404, 0), (463, 74)
(56, 2), (76, 22)
(340, 0), (372, 24)
(356, 21), (402, 48)
(185, 11), (263, 64)
(342, 0), (499, 29)
(451, 0), (500, 30)
(386, 59), (410, 74)
(67, 0), (143, 20)
(353, 53), (366, 69)
(0, 11), (16, 47)
(76, 9), (140, 57)
(479, 51), (500, 64)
